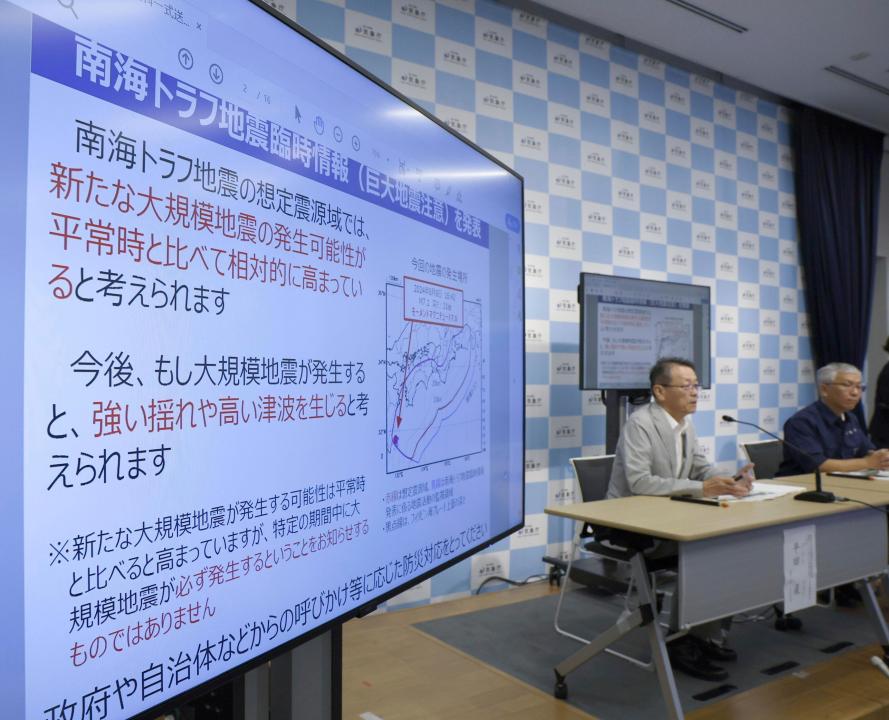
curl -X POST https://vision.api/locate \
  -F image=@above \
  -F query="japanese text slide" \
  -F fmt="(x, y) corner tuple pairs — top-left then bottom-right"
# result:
(4, 1), (525, 718)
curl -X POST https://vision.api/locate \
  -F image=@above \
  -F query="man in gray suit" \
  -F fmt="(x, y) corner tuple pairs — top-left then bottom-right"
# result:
(608, 357), (751, 500)
(607, 357), (753, 681)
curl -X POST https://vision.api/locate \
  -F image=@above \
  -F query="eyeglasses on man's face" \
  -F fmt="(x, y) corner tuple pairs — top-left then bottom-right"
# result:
(827, 382), (866, 392)
(659, 383), (702, 393)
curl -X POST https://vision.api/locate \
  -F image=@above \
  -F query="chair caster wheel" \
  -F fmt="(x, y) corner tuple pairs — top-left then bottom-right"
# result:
(554, 671), (567, 699)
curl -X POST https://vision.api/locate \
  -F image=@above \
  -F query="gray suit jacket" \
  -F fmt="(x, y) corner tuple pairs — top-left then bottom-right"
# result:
(607, 402), (719, 498)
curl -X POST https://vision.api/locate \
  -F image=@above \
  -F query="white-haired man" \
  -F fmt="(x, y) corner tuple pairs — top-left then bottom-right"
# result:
(778, 362), (889, 476)
(778, 362), (889, 605)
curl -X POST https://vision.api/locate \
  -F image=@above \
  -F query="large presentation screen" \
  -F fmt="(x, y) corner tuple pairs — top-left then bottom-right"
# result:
(580, 273), (711, 390)
(0, 1), (525, 717)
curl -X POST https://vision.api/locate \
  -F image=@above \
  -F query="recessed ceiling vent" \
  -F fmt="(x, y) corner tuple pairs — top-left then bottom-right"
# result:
(825, 66), (889, 97)
(663, 0), (748, 33)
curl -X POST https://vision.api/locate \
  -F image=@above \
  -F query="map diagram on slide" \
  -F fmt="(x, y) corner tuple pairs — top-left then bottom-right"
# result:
(655, 316), (692, 359)
(386, 278), (484, 473)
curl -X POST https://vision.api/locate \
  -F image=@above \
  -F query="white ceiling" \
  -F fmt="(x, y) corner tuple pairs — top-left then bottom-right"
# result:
(532, 0), (889, 135)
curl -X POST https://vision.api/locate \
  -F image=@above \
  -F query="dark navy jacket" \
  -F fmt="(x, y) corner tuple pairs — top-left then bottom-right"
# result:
(777, 400), (874, 476)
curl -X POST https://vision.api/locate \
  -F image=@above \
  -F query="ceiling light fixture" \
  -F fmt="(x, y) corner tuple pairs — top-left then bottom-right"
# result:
(663, 0), (748, 33)
(825, 66), (889, 97)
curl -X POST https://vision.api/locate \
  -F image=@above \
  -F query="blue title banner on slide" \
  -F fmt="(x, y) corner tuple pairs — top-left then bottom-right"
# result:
(30, 14), (489, 248)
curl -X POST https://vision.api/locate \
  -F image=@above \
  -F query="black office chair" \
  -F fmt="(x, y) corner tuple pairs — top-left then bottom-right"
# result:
(742, 439), (782, 479)
(553, 455), (675, 670)
(565, 455), (628, 593)
(571, 455), (615, 502)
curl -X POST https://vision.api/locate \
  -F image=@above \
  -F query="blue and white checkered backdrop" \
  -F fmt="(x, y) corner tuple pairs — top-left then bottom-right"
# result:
(271, 0), (815, 607)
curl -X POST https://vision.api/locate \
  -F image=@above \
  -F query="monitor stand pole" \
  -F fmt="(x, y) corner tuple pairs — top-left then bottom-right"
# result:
(235, 625), (342, 720)
(605, 391), (633, 454)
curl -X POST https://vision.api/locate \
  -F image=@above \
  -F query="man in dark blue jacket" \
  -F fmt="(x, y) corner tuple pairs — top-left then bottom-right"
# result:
(778, 362), (889, 606)
(778, 362), (889, 476)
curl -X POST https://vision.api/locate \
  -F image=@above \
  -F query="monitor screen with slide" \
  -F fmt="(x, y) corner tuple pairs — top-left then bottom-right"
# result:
(0, 1), (525, 717)
(580, 273), (711, 391)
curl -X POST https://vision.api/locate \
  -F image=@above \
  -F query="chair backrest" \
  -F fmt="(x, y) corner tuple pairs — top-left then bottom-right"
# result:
(570, 455), (616, 502)
(742, 440), (782, 480)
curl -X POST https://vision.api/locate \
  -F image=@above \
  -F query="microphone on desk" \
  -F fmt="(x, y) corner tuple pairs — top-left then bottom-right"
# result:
(721, 415), (835, 504)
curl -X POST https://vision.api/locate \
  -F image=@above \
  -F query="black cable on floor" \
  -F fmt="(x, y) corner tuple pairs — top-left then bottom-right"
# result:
(474, 573), (548, 594)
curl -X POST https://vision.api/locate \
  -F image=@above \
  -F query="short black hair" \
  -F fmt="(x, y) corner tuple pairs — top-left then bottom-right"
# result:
(650, 357), (696, 389)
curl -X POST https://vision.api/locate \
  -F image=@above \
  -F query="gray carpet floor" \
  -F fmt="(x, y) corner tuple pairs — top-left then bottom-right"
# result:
(415, 588), (881, 719)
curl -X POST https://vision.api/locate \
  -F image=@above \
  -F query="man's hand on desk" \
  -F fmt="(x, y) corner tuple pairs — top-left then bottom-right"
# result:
(821, 451), (889, 473)
(866, 448), (889, 471)
(703, 473), (752, 498)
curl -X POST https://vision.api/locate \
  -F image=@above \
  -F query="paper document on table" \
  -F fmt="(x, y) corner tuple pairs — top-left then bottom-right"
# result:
(783, 524), (816, 613)
(828, 470), (889, 479)
(717, 481), (804, 503)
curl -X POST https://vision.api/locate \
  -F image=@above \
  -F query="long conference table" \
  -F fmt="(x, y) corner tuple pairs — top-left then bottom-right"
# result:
(544, 473), (889, 720)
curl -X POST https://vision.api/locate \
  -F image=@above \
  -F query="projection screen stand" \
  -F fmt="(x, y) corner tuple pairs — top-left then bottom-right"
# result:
(604, 391), (635, 454)
(234, 625), (342, 720)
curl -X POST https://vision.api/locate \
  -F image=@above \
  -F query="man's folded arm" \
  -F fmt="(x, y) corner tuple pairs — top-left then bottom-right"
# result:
(820, 456), (878, 472)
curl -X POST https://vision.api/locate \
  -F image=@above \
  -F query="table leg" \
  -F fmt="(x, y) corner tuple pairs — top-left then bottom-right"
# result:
(632, 553), (683, 720)
(862, 576), (889, 651)
(551, 553), (684, 719)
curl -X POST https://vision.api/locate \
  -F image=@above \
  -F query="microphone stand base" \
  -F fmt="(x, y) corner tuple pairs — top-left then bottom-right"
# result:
(794, 490), (836, 503)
